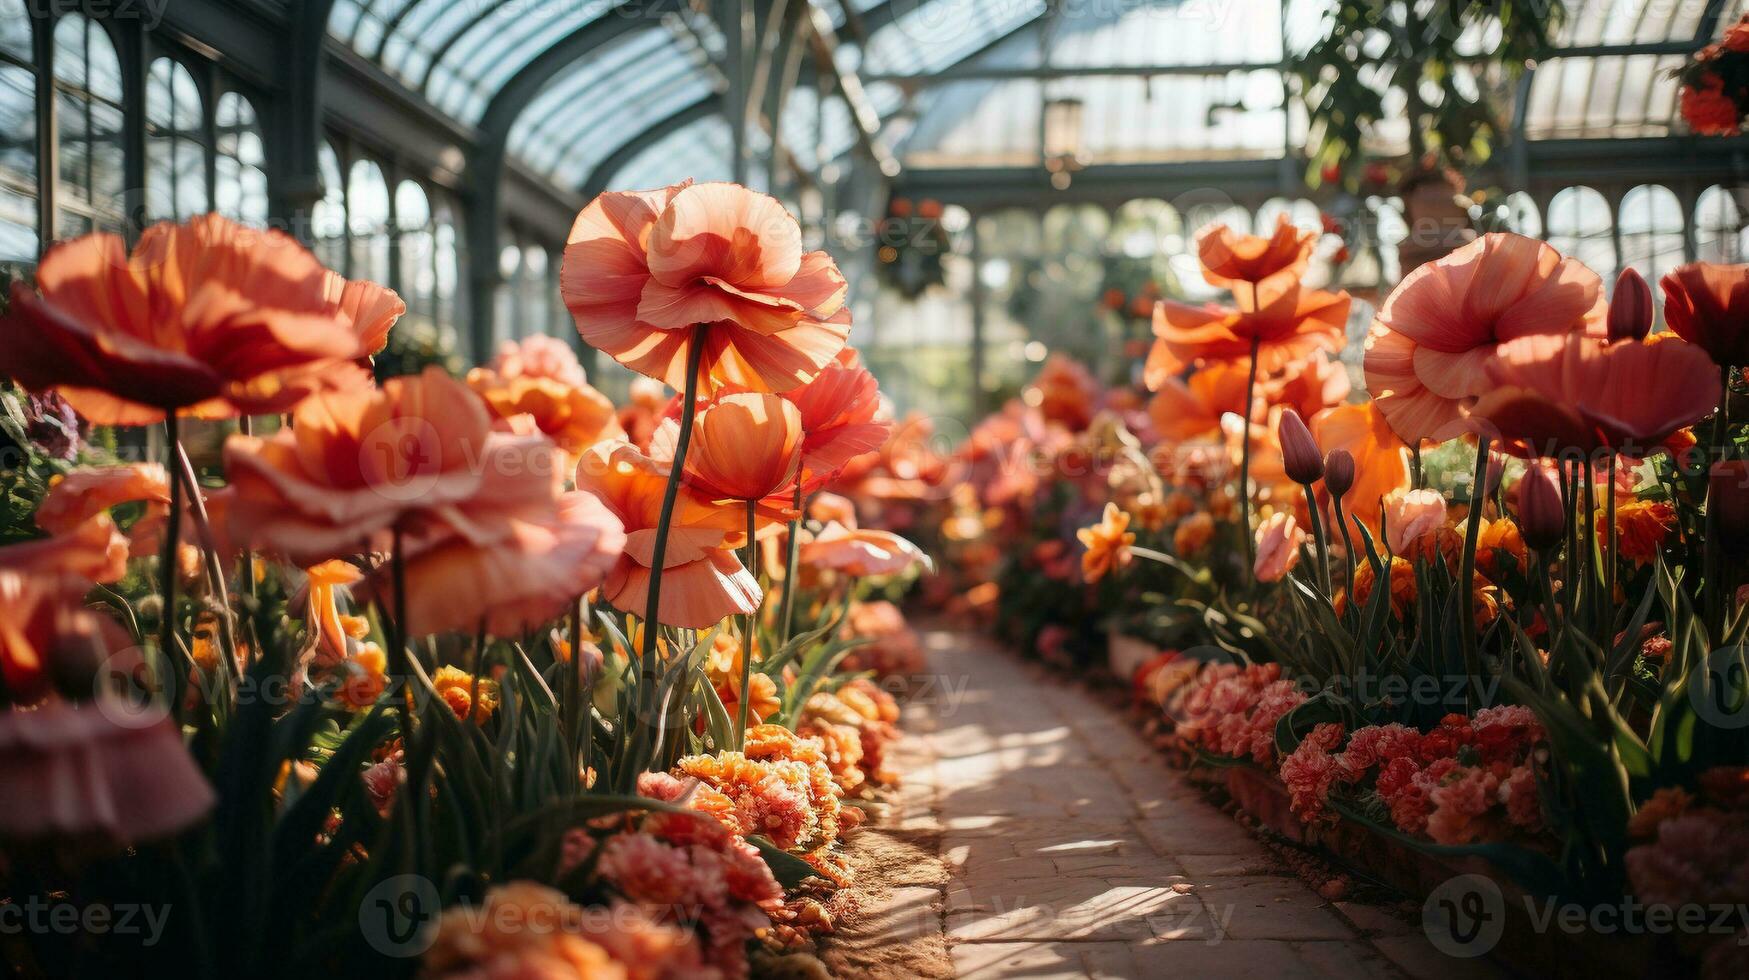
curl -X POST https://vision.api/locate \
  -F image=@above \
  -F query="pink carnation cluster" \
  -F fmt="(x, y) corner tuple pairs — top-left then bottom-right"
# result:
(1276, 707), (1546, 844)
(1177, 662), (1306, 765)
(563, 809), (784, 980)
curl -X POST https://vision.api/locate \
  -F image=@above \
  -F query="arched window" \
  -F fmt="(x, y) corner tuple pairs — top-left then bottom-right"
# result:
(1546, 186), (1615, 279)
(520, 246), (549, 339)
(1617, 185), (1684, 311)
(146, 57), (208, 222)
(347, 157), (390, 286)
(313, 141), (346, 272)
(494, 239), (520, 348)
(214, 91), (267, 224)
(433, 202), (461, 348)
(1695, 186), (1748, 265)
(0, 0), (36, 269)
(394, 180), (433, 327)
(53, 14), (125, 239)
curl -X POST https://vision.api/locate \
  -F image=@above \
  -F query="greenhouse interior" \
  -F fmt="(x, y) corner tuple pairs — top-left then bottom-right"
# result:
(4, 0), (1749, 977)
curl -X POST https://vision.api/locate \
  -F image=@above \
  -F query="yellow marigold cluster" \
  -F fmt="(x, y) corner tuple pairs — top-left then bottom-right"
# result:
(431, 665), (500, 723)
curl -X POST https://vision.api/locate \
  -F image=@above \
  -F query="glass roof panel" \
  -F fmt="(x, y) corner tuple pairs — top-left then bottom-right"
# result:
(506, 23), (716, 181)
(862, 0), (1047, 76)
(607, 113), (734, 190)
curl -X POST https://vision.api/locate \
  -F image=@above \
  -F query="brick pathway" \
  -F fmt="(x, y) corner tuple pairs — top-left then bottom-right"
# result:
(836, 625), (1510, 979)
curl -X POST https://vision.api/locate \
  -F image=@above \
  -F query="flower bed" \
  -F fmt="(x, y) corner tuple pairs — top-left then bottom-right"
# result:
(0, 189), (936, 978)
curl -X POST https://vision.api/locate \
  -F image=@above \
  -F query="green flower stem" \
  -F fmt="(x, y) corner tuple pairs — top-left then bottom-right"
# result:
(159, 416), (183, 674)
(171, 433), (242, 688)
(1300, 481), (1331, 600)
(1238, 334), (1261, 580)
(1458, 436), (1491, 697)
(633, 325), (707, 770)
(1332, 496), (1356, 616)
(736, 499), (758, 749)
(777, 480), (805, 645)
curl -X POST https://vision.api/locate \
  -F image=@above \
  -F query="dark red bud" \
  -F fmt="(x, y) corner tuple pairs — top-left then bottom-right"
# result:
(1278, 409), (1324, 485)
(1516, 463), (1566, 552)
(1324, 449), (1355, 499)
(1608, 268), (1653, 343)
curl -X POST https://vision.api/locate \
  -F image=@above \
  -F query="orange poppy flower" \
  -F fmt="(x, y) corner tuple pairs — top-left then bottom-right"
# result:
(1077, 503), (1135, 583)
(1364, 233), (1605, 446)
(1472, 333), (1720, 458)
(35, 463), (172, 558)
(0, 215), (379, 426)
(1028, 354), (1100, 431)
(0, 512), (129, 584)
(1308, 401), (1411, 537)
(1148, 358), (1258, 441)
(575, 440), (758, 629)
(1264, 349), (1352, 419)
(1660, 262), (1749, 367)
(684, 391), (803, 502)
(487, 335), (590, 387)
(799, 522), (930, 578)
(465, 366), (622, 462)
(224, 367), (496, 566)
(0, 570), (108, 704)
(364, 474), (626, 638)
(561, 181), (850, 393)
(1147, 283), (1350, 384)
(329, 276), (405, 359)
(1197, 216), (1316, 294)
(781, 359), (889, 485)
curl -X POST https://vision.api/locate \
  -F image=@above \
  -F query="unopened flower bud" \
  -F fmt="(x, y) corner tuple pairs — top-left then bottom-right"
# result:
(1516, 463), (1566, 552)
(1483, 450), (1506, 498)
(1278, 409), (1324, 484)
(1608, 268), (1653, 343)
(1324, 449), (1355, 499)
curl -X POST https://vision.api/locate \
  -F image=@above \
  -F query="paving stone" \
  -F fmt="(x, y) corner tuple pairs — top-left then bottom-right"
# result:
(950, 941), (1088, 979)
(1194, 876), (1357, 940)
(841, 628), (1495, 980)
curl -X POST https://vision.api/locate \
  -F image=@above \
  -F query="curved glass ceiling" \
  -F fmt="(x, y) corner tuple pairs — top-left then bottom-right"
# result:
(326, 0), (1738, 197)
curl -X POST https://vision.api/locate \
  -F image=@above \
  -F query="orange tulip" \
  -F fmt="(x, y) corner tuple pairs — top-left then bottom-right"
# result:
(781, 359), (889, 485)
(1147, 283), (1350, 384)
(1308, 401), (1412, 537)
(1660, 262), (1749, 367)
(561, 181), (850, 393)
(0, 214), (382, 425)
(1253, 511), (1305, 583)
(1197, 216), (1316, 294)
(799, 522), (930, 578)
(224, 367), (497, 566)
(575, 440), (758, 629)
(1364, 232), (1605, 447)
(684, 392), (803, 502)
(465, 366), (622, 462)
(1147, 359), (1258, 441)
(1472, 333), (1720, 458)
